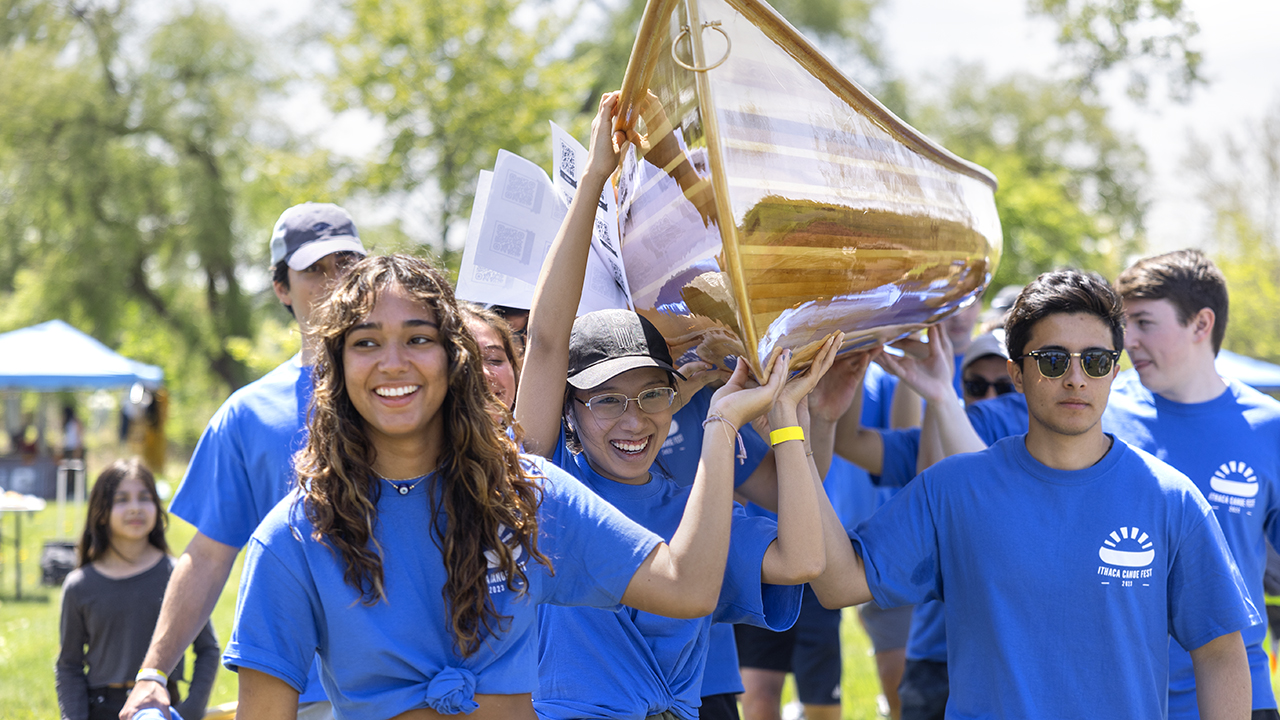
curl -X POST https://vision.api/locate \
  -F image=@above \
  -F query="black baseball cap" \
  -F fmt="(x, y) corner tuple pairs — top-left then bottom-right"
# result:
(567, 310), (685, 390)
(269, 202), (367, 271)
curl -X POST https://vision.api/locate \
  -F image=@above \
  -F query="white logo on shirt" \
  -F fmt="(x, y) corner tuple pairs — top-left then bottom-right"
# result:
(485, 526), (526, 595)
(660, 418), (682, 455)
(1097, 526), (1154, 587)
(1209, 461), (1257, 498)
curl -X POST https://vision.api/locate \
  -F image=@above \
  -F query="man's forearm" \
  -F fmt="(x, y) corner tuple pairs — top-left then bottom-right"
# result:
(1191, 631), (1249, 720)
(142, 532), (237, 672)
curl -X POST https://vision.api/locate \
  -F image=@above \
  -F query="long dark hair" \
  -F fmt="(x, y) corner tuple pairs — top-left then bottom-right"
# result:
(78, 458), (168, 566)
(295, 254), (550, 657)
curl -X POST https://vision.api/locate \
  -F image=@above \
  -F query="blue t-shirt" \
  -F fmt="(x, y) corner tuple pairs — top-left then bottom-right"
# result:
(851, 434), (1258, 719)
(168, 356), (332, 701)
(1104, 371), (1280, 715)
(659, 387), (771, 698)
(224, 456), (661, 720)
(537, 440), (802, 720)
(876, 392), (1029, 490)
(875, 392), (1030, 663)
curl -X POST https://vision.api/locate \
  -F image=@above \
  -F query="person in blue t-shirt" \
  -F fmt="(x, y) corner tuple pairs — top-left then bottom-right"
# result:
(816, 269), (1257, 719)
(516, 92), (863, 720)
(1106, 249), (1280, 720)
(224, 253), (798, 719)
(122, 202), (367, 720)
(660, 385), (770, 720)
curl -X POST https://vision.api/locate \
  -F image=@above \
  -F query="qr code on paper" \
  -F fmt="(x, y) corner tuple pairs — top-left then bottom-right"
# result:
(503, 172), (539, 210)
(491, 222), (530, 261)
(594, 218), (617, 256)
(558, 141), (578, 188)
(589, 266), (615, 297)
(472, 266), (510, 287)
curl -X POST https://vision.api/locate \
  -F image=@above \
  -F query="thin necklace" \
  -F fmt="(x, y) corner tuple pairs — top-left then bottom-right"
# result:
(377, 472), (429, 496)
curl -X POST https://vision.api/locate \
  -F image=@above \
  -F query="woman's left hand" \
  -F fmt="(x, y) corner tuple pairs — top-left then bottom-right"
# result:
(768, 333), (844, 426)
(708, 352), (790, 431)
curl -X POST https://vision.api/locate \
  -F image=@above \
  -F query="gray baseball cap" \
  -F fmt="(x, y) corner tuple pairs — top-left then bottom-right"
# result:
(960, 331), (1009, 375)
(269, 202), (367, 271)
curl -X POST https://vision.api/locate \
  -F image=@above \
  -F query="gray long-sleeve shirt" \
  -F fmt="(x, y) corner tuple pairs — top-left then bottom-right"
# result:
(55, 555), (219, 720)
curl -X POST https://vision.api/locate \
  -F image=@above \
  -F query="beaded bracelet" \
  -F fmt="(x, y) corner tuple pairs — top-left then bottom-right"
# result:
(703, 413), (747, 464)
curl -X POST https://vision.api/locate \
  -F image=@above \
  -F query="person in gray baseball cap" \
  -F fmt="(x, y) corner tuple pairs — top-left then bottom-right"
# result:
(121, 202), (365, 720)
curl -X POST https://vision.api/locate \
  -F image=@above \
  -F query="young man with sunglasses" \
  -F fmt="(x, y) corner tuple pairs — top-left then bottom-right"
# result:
(833, 331), (1024, 720)
(815, 268), (1256, 719)
(1103, 249), (1280, 720)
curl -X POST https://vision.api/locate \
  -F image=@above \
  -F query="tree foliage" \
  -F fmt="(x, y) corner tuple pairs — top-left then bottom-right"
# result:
(1029, 0), (1203, 102)
(328, 0), (594, 255)
(911, 66), (1147, 289)
(0, 1), (338, 444)
(1191, 105), (1280, 362)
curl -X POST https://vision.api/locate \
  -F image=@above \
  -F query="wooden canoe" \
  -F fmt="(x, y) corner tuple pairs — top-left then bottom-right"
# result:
(614, 0), (1001, 377)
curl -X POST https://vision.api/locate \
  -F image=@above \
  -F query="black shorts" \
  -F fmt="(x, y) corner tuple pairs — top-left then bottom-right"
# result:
(735, 587), (841, 705)
(898, 659), (948, 720)
(699, 692), (740, 720)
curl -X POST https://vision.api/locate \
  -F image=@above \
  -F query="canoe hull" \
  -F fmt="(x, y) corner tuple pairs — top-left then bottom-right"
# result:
(616, 0), (1001, 375)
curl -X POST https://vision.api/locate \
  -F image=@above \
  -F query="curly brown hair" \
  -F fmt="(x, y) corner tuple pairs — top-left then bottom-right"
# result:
(295, 254), (549, 657)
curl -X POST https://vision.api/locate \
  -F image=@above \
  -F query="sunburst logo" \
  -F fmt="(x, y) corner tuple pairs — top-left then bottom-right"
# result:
(1209, 461), (1258, 498)
(484, 526), (523, 569)
(1098, 527), (1154, 568)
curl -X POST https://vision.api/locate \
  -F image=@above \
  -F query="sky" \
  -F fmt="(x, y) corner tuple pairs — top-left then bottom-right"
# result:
(217, 0), (1280, 255)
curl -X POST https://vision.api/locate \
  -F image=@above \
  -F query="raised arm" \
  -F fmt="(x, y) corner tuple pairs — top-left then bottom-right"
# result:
(515, 93), (622, 457)
(622, 357), (788, 616)
(759, 334), (844, 585)
(833, 350), (885, 475)
(876, 326), (985, 471)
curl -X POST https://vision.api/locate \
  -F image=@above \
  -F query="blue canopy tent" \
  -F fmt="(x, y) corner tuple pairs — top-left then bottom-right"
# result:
(1217, 349), (1280, 393)
(0, 319), (162, 390)
(0, 320), (163, 501)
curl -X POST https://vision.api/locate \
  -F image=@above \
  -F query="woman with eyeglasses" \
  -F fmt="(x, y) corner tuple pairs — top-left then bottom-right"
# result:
(516, 93), (857, 720)
(223, 254), (810, 720)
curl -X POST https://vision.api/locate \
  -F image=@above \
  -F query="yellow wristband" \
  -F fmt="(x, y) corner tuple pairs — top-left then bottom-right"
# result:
(135, 668), (169, 685)
(769, 426), (805, 446)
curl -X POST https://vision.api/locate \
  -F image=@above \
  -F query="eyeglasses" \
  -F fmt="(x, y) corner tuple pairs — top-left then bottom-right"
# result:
(574, 387), (676, 419)
(1020, 349), (1121, 379)
(963, 377), (1017, 397)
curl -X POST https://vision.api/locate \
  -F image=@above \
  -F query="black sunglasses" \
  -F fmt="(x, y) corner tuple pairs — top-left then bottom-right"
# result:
(963, 377), (1017, 397)
(1020, 349), (1121, 379)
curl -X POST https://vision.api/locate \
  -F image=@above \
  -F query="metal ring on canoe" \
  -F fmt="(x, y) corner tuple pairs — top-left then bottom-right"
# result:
(671, 21), (731, 72)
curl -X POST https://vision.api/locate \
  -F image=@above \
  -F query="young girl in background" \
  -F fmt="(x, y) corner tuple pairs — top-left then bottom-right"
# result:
(55, 459), (218, 720)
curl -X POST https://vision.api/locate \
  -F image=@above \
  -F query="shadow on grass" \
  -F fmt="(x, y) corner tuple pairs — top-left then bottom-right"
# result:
(0, 592), (52, 604)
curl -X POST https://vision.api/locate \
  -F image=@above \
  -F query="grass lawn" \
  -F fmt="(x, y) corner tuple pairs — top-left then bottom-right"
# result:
(2, 498), (1273, 719)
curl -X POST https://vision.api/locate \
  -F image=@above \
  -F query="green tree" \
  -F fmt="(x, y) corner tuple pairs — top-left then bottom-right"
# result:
(0, 1), (339, 443)
(328, 0), (593, 257)
(1190, 105), (1280, 362)
(911, 65), (1148, 289)
(1029, 0), (1203, 102)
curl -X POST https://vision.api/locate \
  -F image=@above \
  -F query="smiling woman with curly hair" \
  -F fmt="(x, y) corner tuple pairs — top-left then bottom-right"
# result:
(223, 253), (775, 720)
